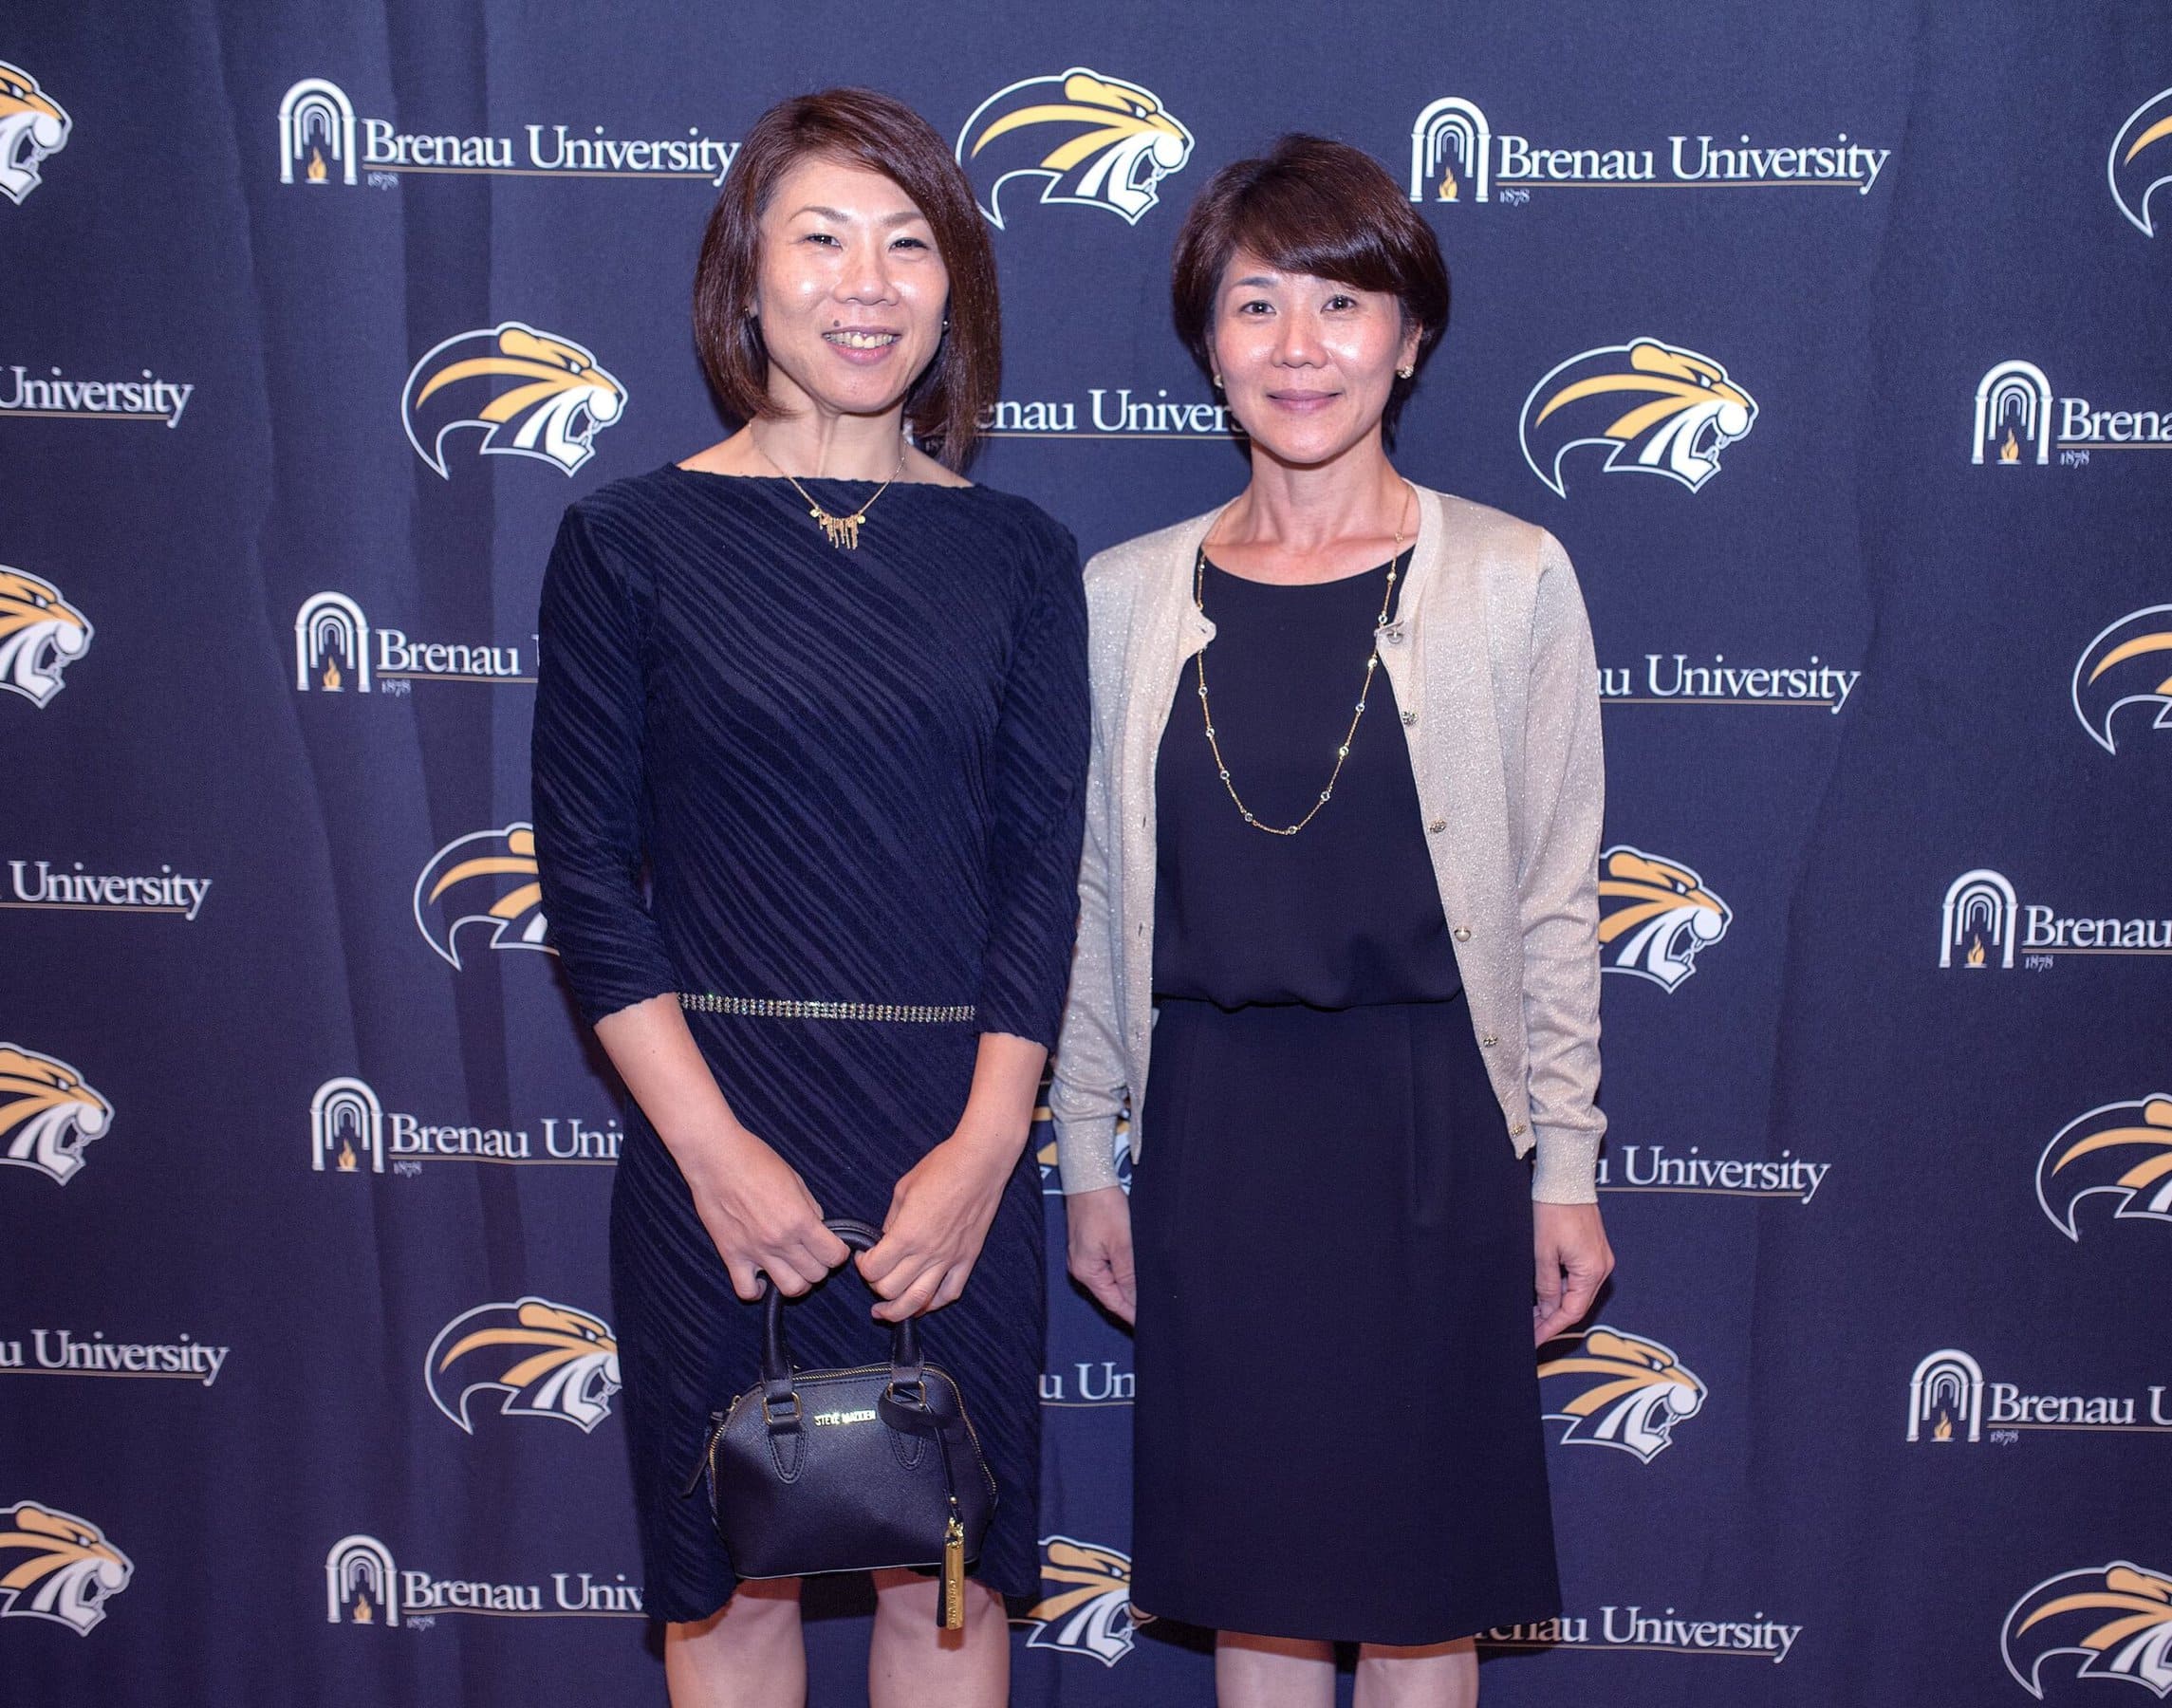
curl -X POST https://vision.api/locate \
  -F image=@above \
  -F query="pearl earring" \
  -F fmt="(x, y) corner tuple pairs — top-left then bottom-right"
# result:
(1397, 365), (1414, 379)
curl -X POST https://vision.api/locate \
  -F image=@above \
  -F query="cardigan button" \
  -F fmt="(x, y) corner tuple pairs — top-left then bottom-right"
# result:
(1509, 1122), (1527, 1138)
(1428, 820), (1446, 834)
(1480, 1033), (1498, 1048)
(1402, 711), (1417, 726)
(1453, 926), (1472, 942)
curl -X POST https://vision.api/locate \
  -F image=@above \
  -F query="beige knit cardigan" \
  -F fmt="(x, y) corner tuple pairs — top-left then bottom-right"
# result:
(1048, 484), (1607, 1204)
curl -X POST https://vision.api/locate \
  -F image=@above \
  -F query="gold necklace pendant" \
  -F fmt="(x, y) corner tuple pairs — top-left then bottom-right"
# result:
(805, 502), (869, 549)
(757, 438), (908, 551)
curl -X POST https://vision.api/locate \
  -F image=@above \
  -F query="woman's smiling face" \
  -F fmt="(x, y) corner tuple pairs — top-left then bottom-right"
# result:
(753, 156), (950, 419)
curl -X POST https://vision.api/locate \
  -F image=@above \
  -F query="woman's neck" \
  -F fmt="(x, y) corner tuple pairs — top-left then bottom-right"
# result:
(1221, 435), (1405, 555)
(749, 402), (908, 482)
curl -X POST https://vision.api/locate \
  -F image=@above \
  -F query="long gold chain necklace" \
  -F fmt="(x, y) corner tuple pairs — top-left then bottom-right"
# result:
(757, 439), (907, 549)
(1192, 484), (1414, 837)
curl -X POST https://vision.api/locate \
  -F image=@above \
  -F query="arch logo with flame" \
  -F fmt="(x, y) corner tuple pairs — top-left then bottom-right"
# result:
(2004, 1561), (2172, 1699)
(956, 69), (1193, 229)
(2111, 86), (2172, 236)
(426, 1298), (622, 1434)
(0, 1502), (132, 1634)
(2074, 605), (2172, 754)
(0, 62), (69, 205)
(0, 1044), (111, 1186)
(2037, 1094), (2172, 1242)
(413, 823), (552, 969)
(0, 566), (93, 709)
(1520, 338), (1756, 497)
(401, 322), (624, 478)
(1019, 1536), (1151, 1665)
(1597, 845), (1731, 992)
(1538, 1326), (1706, 1462)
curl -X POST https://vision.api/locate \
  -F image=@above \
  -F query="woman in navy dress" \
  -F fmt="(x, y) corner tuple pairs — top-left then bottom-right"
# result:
(530, 91), (1087, 1708)
(1053, 138), (1613, 1705)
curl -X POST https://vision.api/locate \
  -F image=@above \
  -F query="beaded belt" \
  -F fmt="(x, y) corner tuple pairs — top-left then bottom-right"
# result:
(679, 993), (976, 1024)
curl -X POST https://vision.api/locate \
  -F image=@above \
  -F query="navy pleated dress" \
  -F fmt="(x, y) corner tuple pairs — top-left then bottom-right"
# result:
(1130, 555), (1561, 1645)
(530, 465), (1088, 1623)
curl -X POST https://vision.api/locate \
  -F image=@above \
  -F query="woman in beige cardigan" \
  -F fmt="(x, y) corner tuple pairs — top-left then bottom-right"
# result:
(1051, 136), (1613, 1707)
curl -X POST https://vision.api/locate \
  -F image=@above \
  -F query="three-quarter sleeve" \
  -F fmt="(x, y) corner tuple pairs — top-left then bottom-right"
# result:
(974, 520), (1092, 1049)
(530, 503), (681, 1028)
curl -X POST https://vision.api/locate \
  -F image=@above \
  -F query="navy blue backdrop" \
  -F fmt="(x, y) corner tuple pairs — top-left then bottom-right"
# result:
(5, 4), (2170, 1703)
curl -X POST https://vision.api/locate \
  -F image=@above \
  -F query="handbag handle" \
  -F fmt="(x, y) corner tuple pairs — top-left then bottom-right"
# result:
(757, 1217), (925, 1429)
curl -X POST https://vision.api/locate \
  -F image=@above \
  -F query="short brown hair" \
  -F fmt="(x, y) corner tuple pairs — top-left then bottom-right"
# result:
(694, 88), (1000, 469)
(1171, 134), (1450, 439)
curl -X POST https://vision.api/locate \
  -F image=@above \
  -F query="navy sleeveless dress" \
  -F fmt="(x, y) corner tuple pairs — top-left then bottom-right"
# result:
(530, 466), (1088, 1623)
(1129, 555), (1561, 1645)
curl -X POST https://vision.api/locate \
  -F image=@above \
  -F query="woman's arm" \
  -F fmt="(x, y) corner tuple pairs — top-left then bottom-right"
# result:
(595, 996), (847, 1300)
(531, 504), (845, 1298)
(1517, 530), (1613, 1340)
(1049, 582), (1137, 1320)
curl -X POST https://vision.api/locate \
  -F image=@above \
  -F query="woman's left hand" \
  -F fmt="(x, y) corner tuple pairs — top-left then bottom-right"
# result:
(1532, 1200), (1614, 1346)
(860, 1123), (1021, 1321)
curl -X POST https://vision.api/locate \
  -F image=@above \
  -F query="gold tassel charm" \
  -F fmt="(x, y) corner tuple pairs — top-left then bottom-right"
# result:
(941, 1506), (967, 1630)
(807, 504), (869, 549)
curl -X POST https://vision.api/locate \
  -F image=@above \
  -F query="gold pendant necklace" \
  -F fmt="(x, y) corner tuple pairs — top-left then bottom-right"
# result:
(1193, 482), (1414, 837)
(759, 441), (907, 549)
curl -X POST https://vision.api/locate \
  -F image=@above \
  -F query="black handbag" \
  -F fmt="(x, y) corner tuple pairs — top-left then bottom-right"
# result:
(679, 1218), (998, 1627)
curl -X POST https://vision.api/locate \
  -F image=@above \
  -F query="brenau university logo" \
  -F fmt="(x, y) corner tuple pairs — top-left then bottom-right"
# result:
(401, 323), (624, 478)
(1409, 94), (1889, 202)
(294, 590), (530, 696)
(1939, 867), (2172, 966)
(1519, 340), (1756, 496)
(414, 824), (552, 969)
(277, 76), (737, 186)
(1537, 1326), (1706, 1462)
(0, 1044), (111, 1185)
(2038, 1095), (2172, 1242)
(326, 1533), (641, 1625)
(956, 69), (1193, 229)
(0, 1502), (131, 1634)
(1972, 358), (2172, 465)
(2110, 86), (2172, 236)
(310, 1074), (621, 1174)
(2003, 1561), (2172, 1699)
(2074, 606), (2172, 753)
(1906, 1347), (2172, 1442)
(1019, 1537), (1150, 1666)
(0, 566), (93, 707)
(1597, 845), (1731, 992)
(0, 62), (69, 204)
(425, 1299), (621, 1435)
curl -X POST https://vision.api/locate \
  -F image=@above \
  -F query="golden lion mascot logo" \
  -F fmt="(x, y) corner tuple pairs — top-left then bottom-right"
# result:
(0, 1502), (132, 1634)
(1020, 1536), (1150, 1665)
(2111, 86), (2172, 237)
(0, 566), (93, 708)
(956, 68), (1193, 229)
(413, 823), (553, 969)
(2004, 1561), (2172, 1699)
(1538, 1326), (1706, 1462)
(0, 63), (69, 205)
(0, 1044), (111, 1186)
(426, 1297), (622, 1434)
(1520, 338), (1756, 497)
(1597, 845), (1731, 992)
(2074, 605), (2172, 754)
(2037, 1094), (2172, 1241)
(401, 321), (624, 478)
